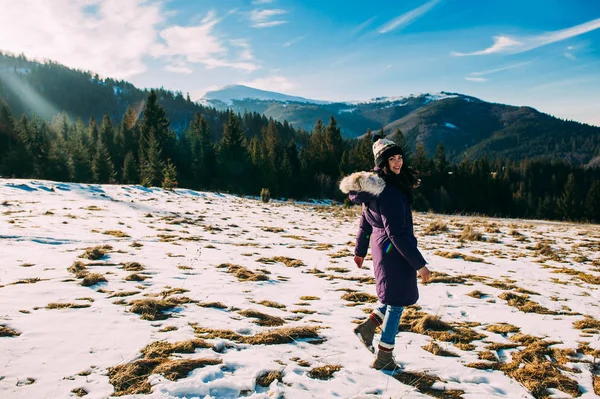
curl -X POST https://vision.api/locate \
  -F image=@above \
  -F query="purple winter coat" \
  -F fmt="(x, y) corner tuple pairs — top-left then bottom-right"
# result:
(339, 171), (427, 306)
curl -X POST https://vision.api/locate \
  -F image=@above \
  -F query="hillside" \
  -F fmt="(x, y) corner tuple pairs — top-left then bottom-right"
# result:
(1, 178), (599, 398)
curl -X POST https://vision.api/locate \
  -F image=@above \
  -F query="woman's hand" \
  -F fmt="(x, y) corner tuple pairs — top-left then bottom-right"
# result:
(354, 255), (365, 269)
(417, 266), (431, 283)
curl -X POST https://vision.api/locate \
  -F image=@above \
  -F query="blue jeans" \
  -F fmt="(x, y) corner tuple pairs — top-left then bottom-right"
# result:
(375, 303), (404, 348)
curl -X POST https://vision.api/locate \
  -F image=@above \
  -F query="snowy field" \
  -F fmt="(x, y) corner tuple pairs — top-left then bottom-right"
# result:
(1, 178), (599, 399)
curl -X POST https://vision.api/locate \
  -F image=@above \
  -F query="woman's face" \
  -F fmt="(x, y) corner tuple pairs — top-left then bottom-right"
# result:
(388, 154), (403, 174)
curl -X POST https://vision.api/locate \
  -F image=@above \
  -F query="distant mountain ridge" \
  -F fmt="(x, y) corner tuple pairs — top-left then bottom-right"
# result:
(1, 53), (598, 166)
(200, 85), (600, 165)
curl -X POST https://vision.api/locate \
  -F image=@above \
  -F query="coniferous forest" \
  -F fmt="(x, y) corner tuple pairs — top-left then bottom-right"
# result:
(1, 53), (599, 223)
(1, 88), (599, 223)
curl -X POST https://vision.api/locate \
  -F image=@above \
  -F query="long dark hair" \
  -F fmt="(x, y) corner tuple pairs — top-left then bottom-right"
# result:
(375, 162), (421, 204)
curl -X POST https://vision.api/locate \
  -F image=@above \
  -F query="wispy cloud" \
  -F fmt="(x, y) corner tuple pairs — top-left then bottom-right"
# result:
(250, 8), (287, 28)
(378, 0), (441, 34)
(383, 64), (392, 71)
(154, 11), (258, 72)
(564, 46), (577, 60)
(465, 77), (487, 82)
(352, 17), (376, 35)
(253, 20), (288, 28)
(452, 17), (600, 56)
(470, 61), (532, 76)
(283, 34), (308, 47)
(464, 61), (531, 82)
(240, 75), (295, 92)
(252, 0), (274, 4)
(165, 64), (194, 74)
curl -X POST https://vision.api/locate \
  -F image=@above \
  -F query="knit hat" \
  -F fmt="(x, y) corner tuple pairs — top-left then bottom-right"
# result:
(372, 135), (403, 168)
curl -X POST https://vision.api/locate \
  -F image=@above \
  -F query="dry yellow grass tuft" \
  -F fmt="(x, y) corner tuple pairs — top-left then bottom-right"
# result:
(46, 303), (91, 309)
(308, 365), (342, 380)
(466, 290), (487, 299)
(192, 325), (322, 345)
(71, 387), (88, 397)
(498, 292), (557, 315)
(238, 309), (286, 327)
(81, 273), (107, 286)
(460, 225), (485, 242)
(300, 296), (320, 301)
(216, 263), (269, 281)
(257, 256), (304, 268)
(394, 371), (465, 398)
(256, 370), (283, 387)
(122, 262), (144, 272)
(424, 220), (449, 235)
(433, 250), (484, 263)
(197, 302), (228, 309)
(573, 316), (600, 330)
(141, 339), (211, 358)
(341, 292), (378, 304)
(129, 297), (194, 321)
(255, 300), (286, 309)
(0, 325), (21, 337)
(79, 245), (112, 260)
(328, 249), (353, 258)
(261, 226), (285, 233)
(486, 323), (521, 335)
(428, 272), (467, 284)
(422, 341), (459, 357)
(103, 230), (130, 238)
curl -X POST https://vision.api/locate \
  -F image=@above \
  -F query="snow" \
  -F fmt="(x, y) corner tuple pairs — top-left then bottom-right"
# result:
(445, 122), (457, 129)
(202, 85), (329, 106)
(1, 178), (599, 399)
(338, 108), (357, 114)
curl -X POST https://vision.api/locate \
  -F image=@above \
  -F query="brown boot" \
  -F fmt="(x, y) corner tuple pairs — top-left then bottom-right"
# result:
(354, 317), (378, 352)
(371, 345), (402, 372)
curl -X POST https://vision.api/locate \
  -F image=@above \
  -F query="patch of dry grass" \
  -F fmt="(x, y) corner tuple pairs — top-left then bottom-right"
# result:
(341, 292), (378, 304)
(433, 250), (483, 263)
(238, 309), (286, 327)
(197, 302), (228, 309)
(552, 267), (600, 285)
(216, 263), (269, 281)
(261, 226), (285, 233)
(422, 341), (459, 357)
(300, 296), (320, 301)
(573, 316), (600, 330)
(257, 256), (305, 268)
(109, 291), (140, 298)
(158, 326), (178, 332)
(498, 292), (557, 315)
(9, 277), (46, 285)
(478, 351), (498, 361)
(103, 230), (130, 238)
(71, 387), (88, 397)
(256, 370), (283, 387)
(255, 300), (286, 309)
(79, 245), (112, 260)
(191, 325), (322, 345)
(394, 371), (465, 398)
(328, 249), (353, 258)
(486, 323), (521, 335)
(466, 290), (487, 299)
(424, 220), (449, 235)
(141, 339), (211, 358)
(123, 273), (148, 282)
(81, 273), (107, 286)
(460, 225), (485, 242)
(122, 262), (144, 272)
(0, 325), (20, 337)
(46, 303), (91, 309)
(428, 272), (467, 284)
(308, 365), (342, 380)
(129, 297), (194, 321)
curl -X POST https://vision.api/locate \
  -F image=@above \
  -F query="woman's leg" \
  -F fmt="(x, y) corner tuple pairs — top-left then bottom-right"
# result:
(372, 305), (404, 371)
(354, 303), (387, 352)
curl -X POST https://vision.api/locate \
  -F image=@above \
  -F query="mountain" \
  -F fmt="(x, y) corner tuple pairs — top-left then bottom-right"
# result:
(201, 84), (328, 107)
(201, 87), (600, 165)
(1, 53), (598, 165)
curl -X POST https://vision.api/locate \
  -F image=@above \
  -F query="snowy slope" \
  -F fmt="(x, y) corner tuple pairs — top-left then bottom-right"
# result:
(200, 85), (329, 106)
(1, 179), (599, 399)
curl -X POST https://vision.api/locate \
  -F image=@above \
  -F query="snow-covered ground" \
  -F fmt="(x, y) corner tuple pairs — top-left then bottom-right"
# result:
(1, 179), (599, 399)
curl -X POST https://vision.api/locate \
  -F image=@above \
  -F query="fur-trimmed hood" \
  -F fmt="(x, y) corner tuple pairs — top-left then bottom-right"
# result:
(339, 171), (386, 203)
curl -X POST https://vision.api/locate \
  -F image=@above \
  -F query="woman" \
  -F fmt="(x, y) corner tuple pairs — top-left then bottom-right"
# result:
(339, 135), (431, 372)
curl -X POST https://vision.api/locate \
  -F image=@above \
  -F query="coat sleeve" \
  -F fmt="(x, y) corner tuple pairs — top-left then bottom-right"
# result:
(378, 195), (427, 270)
(354, 206), (372, 257)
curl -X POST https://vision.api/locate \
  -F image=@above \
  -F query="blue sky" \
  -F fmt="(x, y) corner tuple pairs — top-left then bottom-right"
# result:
(0, 0), (599, 125)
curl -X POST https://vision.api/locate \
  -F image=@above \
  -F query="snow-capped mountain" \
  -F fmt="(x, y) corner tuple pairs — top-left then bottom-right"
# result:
(200, 85), (329, 107)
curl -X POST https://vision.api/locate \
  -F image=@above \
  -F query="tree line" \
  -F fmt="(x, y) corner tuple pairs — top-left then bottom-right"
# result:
(1, 90), (599, 223)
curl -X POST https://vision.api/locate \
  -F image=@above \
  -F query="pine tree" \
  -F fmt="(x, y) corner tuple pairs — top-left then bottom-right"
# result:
(584, 181), (600, 222)
(412, 141), (430, 174)
(122, 151), (138, 184)
(558, 173), (580, 220)
(92, 140), (115, 184)
(324, 116), (343, 179)
(99, 113), (117, 179)
(219, 110), (248, 192)
(162, 159), (178, 190)
(434, 143), (448, 175)
(140, 90), (171, 161)
(140, 130), (164, 187)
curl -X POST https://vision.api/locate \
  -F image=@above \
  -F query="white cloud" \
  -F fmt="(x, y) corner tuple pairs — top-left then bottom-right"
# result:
(283, 34), (308, 47)
(0, 0), (163, 78)
(352, 17), (376, 35)
(252, 0), (274, 4)
(250, 9), (286, 21)
(249, 8), (287, 28)
(383, 64), (392, 71)
(452, 17), (600, 56)
(470, 61), (531, 76)
(240, 75), (295, 92)
(464, 77), (487, 82)
(0, 2), (260, 78)
(252, 20), (288, 28)
(564, 52), (577, 60)
(378, 0), (441, 34)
